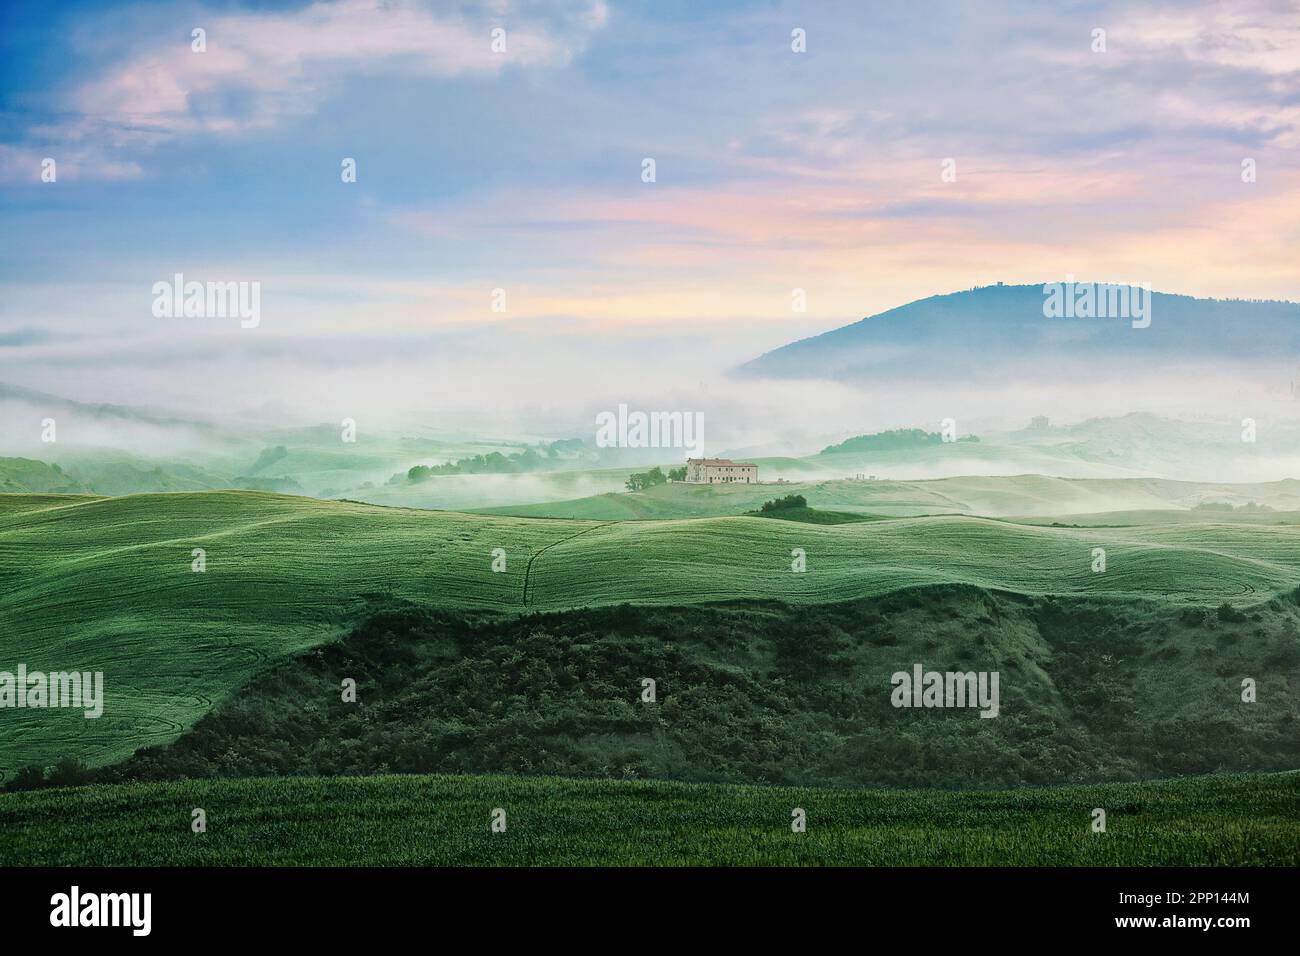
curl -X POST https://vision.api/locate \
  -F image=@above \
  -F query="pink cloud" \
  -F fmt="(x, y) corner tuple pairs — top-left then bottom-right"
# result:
(38, 0), (607, 176)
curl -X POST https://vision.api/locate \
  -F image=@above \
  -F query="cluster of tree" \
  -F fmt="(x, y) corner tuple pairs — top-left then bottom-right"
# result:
(759, 494), (807, 512)
(4, 756), (92, 791)
(625, 465), (686, 491)
(546, 438), (586, 456)
(402, 439), (593, 483)
(405, 450), (537, 481)
(821, 428), (979, 455)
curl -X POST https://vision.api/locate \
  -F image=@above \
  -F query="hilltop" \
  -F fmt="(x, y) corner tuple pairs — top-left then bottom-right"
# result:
(738, 284), (1300, 382)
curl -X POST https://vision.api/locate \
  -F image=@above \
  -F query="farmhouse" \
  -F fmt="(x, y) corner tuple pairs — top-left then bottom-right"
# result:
(684, 458), (758, 484)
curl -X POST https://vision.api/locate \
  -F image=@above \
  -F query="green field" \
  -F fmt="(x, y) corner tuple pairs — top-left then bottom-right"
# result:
(1, 771), (1294, 866)
(0, 491), (571, 772)
(3, 489), (1300, 775)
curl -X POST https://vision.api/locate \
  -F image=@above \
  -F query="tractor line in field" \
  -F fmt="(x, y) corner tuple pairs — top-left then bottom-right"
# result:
(522, 521), (619, 606)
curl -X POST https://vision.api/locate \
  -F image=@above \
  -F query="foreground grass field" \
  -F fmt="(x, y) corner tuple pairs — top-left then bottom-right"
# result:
(3, 489), (1300, 774)
(1, 771), (1294, 866)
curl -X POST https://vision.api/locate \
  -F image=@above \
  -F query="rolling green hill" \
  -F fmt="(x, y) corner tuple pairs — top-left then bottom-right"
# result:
(0, 457), (87, 494)
(1, 771), (1294, 866)
(483, 474), (1300, 520)
(522, 514), (1300, 607)
(3, 489), (1299, 776)
(0, 492), (577, 773)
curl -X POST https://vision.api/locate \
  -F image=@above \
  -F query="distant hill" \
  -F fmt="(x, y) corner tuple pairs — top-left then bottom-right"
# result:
(484, 473), (1300, 520)
(738, 284), (1300, 382)
(0, 381), (220, 430)
(0, 457), (86, 494)
(822, 428), (977, 455)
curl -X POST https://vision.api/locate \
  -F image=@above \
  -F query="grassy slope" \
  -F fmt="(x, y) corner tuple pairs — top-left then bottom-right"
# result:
(0, 457), (86, 494)
(483, 474), (1300, 520)
(1013, 509), (1300, 527)
(1, 771), (1294, 866)
(3, 490), (1299, 774)
(527, 513), (1299, 607)
(0, 492), (100, 516)
(0, 492), (582, 772)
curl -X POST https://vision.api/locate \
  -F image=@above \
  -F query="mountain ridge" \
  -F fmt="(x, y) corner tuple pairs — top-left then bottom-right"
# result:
(738, 283), (1300, 382)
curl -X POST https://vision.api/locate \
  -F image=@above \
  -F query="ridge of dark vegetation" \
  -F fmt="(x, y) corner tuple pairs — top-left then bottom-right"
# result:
(17, 586), (1298, 793)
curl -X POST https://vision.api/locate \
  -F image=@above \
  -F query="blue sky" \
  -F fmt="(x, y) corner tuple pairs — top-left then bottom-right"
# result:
(1, 0), (1297, 422)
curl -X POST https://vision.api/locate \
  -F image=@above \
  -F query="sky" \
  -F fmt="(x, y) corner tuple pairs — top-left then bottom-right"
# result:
(1, 0), (1298, 432)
